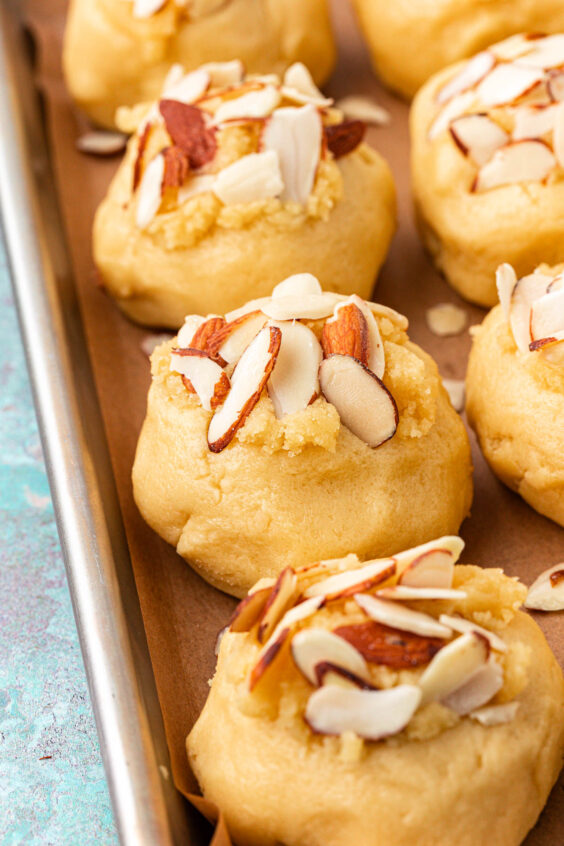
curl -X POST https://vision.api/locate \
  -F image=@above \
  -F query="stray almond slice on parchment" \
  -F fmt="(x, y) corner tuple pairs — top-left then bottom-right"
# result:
(321, 302), (369, 363)
(304, 559), (396, 601)
(473, 140), (556, 192)
(291, 628), (370, 685)
(450, 114), (508, 165)
(336, 95), (390, 126)
(257, 567), (299, 643)
(305, 684), (421, 740)
(169, 349), (230, 410)
(272, 273), (322, 298)
(437, 51), (496, 105)
(496, 263), (518, 319)
(418, 632), (489, 705)
(229, 586), (272, 633)
(267, 321), (323, 418)
(394, 536), (464, 586)
(524, 563), (564, 611)
(76, 131), (127, 156)
(334, 621), (445, 669)
(213, 150), (283, 205)
(442, 658), (503, 715)
(354, 594), (452, 639)
(207, 325), (281, 452)
(438, 614), (507, 652)
(281, 62), (333, 107)
(262, 105), (322, 204)
(319, 355), (398, 448)
(476, 63), (545, 108)
(426, 303), (467, 336)
(470, 701), (519, 726)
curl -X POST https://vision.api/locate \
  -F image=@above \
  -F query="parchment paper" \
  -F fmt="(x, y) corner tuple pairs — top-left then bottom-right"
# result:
(23, 1), (564, 842)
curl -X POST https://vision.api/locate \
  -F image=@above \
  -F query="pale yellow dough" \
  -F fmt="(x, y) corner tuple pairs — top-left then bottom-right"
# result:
(411, 65), (564, 307)
(132, 303), (472, 597)
(187, 566), (564, 846)
(466, 304), (564, 526)
(94, 139), (396, 327)
(63, 0), (336, 128)
(352, 0), (564, 99)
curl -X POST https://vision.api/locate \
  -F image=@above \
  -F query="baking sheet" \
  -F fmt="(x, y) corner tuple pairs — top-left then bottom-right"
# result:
(23, 0), (564, 842)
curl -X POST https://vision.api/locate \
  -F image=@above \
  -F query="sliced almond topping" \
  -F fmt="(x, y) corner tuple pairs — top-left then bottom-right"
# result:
(319, 355), (398, 448)
(262, 293), (338, 321)
(159, 100), (217, 168)
(334, 621), (445, 669)
(450, 114), (508, 165)
(225, 296), (275, 323)
(394, 536), (464, 584)
(262, 105), (322, 204)
(178, 173), (216, 203)
(257, 567), (298, 643)
(530, 289), (564, 341)
(442, 378), (465, 413)
(336, 95), (390, 126)
(275, 595), (325, 631)
(267, 321), (323, 418)
(345, 296), (386, 378)
(315, 663), (375, 689)
(135, 153), (165, 228)
(213, 85), (280, 125)
(470, 701), (519, 726)
(133, 0), (167, 17)
(321, 303), (369, 363)
(281, 62), (333, 107)
(517, 34), (564, 70)
(509, 270), (553, 352)
(229, 586), (272, 632)
(376, 586), (466, 601)
(291, 628), (370, 685)
(162, 68), (211, 105)
(437, 51), (496, 105)
(170, 349), (230, 410)
(442, 658), (503, 715)
(496, 263), (518, 319)
(162, 145), (190, 189)
(535, 335), (564, 364)
(473, 140), (556, 192)
(305, 684), (421, 739)
(207, 325), (281, 452)
(524, 563), (564, 611)
(547, 274), (564, 292)
(190, 315), (226, 360)
(132, 121), (153, 192)
(476, 64), (544, 108)
(438, 614), (507, 652)
(304, 560), (396, 601)
(398, 549), (456, 589)
(491, 35), (535, 62)
(272, 273), (322, 298)
(354, 594), (452, 639)
(200, 60), (245, 88)
(512, 103), (558, 140)
(176, 314), (206, 348)
(76, 131), (127, 156)
(418, 632), (489, 705)
(547, 70), (564, 102)
(213, 150), (283, 205)
(208, 310), (267, 366)
(323, 121), (366, 158)
(426, 303), (467, 336)
(429, 91), (476, 139)
(552, 102), (564, 167)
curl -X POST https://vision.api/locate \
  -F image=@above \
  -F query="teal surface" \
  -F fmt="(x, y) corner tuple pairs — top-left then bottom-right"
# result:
(0, 236), (117, 844)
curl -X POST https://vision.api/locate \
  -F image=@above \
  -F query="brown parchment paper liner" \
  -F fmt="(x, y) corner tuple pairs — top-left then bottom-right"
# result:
(24, 1), (563, 843)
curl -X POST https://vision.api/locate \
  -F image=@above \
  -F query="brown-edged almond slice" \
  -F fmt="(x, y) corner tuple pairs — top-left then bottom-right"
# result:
(476, 63), (544, 108)
(262, 293), (339, 321)
(548, 70), (564, 101)
(291, 628), (370, 685)
(213, 150), (283, 205)
(428, 91), (476, 139)
(442, 658), (503, 715)
(135, 153), (165, 228)
(229, 586), (272, 632)
(304, 559), (396, 601)
(261, 104), (322, 204)
(438, 615), (507, 652)
(190, 315), (227, 360)
(162, 68), (211, 105)
(76, 131), (127, 156)
(162, 145), (190, 189)
(354, 594), (452, 639)
(418, 632), (489, 705)
(334, 621), (445, 669)
(437, 51), (495, 104)
(281, 62), (333, 107)
(321, 303), (369, 363)
(207, 325), (281, 452)
(376, 586), (466, 601)
(323, 121), (366, 158)
(530, 289), (564, 340)
(336, 95), (390, 126)
(200, 60), (245, 88)
(450, 114), (508, 165)
(213, 85), (280, 125)
(319, 355), (398, 448)
(470, 701), (519, 725)
(524, 563), (564, 611)
(346, 295), (386, 378)
(516, 34), (564, 69)
(209, 311), (267, 366)
(496, 263), (518, 319)
(398, 549), (457, 589)
(534, 335), (564, 363)
(257, 567), (299, 643)
(509, 270), (552, 352)
(271, 273), (322, 298)
(176, 314), (206, 348)
(512, 103), (558, 140)
(393, 537), (464, 583)
(169, 349), (230, 410)
(315, 662), (376, 690)
(304, 684), (421, 740)
(473, 140), (556, 192)
(159, 100), (217, 169)
(267, 321), (323, 418)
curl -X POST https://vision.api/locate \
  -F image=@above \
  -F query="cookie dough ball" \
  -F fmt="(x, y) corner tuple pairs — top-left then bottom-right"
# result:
(466, 262), (564, 526)
(63, 0), (336, 128)
(132, 276), (472, 597)
(94, 65), (396, 327)
(187, 540), (564, 846)
(411, 34), (564, 307)
(352, 0), (564, 100)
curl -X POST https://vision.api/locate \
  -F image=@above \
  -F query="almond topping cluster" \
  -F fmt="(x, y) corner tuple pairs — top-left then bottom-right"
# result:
(429, 34), (564, 192)
(170, 274), (399, 452)
(229, 537), (521, 741)
(495, 262), (564, 364)
(132, 61), (365, 229)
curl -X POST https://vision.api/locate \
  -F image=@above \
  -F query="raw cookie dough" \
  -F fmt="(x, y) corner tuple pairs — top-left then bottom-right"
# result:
(352, 0), (564, 99)
(132, 276), (473, 597)
(411, 33), (564, 307)
(187, 539), (564, 846)
(466, 262), (564, 526)
(94, 64), (396, 327)
(63, 0), (335, 128)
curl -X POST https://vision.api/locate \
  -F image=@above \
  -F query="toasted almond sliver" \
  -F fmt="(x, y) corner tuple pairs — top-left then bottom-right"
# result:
(261, 104), (322, 204)
(291, 628), (370, 685)
(524, 563), (564, 611)
(169, 349), (229, 411)
(330, 296), (385, 378)
(437, 51), (495, 105)
(395, 536), (464, 585)
(272, 273), (322, 298)
(305, 684), (422, 740)
(200, 60), (245, 88)
(354, 593), (452, 638)
(335, 95), (390, 126)
(438, 614), (507, 652)
(442, 378), (465, 413)
(426, 303), (467, 337)
(163, 68), (210, 105)
(450, 114), (508, 165)
(442, 658), (503, 715)
(213, 150), (283, 205)
(268, 321), (323, 419)
(257, 567), (299, 643)
(470, 701), (520, 726)
(76, 131), (127, 156)
(476, 63), (545, 108)
(135, 153), (165, 228)
(213, 85), (280, 124)
(282, 62), (333, 107)
(214, 311), (268, 366)
(473, 140), (556, 192)
(304, 559), (396, 600)
(229, 586), (272, 632)
(176, 314), (206, 348)
(418, 632), (489, 705)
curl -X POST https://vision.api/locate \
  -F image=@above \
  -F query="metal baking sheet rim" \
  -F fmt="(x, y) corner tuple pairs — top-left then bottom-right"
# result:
(0, 4), (193, 843)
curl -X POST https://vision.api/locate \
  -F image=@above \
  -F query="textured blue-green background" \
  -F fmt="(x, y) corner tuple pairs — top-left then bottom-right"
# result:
(0, 235), (117, 844)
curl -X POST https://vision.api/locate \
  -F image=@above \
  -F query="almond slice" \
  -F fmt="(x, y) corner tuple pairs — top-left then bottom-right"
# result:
(200, 60), (245, 88)
(213, 150), (283, 205)
(336, 95), (390, 126)
(530, 289), (564, 341)
(470, 701), (519, 726)
(207, 325), (281, 452)
(450, 114), (508, 165)
(257, 567), (299, 643)
(176, 314), (206, 348)
(291, 628), (370, 685)
(169, 349), (230, 410)
(303, 560), (396, 601)
(334, 621), (445, 669)
(133, 0), (167, 17)
(190, 315), (226, 359)
(229, 586), (272, 632)
(272, 273), (322, 298)
(517, 34), (564, 69)
(261, 104), (322, 204)
(496, 263), (518, 319)
(547, 274), (564, 292)
(442, 378), (465, 412)
(354, 594), (452, 639)
(225, 296), (275, 322)
(552, 102), (564, 167)
(319, 355), (398, 448)
(476, 64), (545, 108)
(548, 70), (564, 102)
(209, 311), (268, 366)
(163, 68), (211, 105)
(473, 140), (556, 192)
(535, 335), (564, 364)
(213, 85), (280, 125)
(178, 173), (217, 203)
(428, 91), (476, 139)
(398, 549), (456, 589)
(305, 684), (421, 740)
(281, 62), (333, 107)
(442, 658), (503, 715)
(267, 321), (322, 418)
(76, 131), (127, 156)
(509, 270), (553, 352)
(437, 51), (495, 105)
(321, 302), (369, 363)
(524, 563), (564, 611)
(438, 614), (507, 653)
(512, 103), (558, 140)
(347, 296), (385, 378)
(377, 586), (466, 601)
(135, 153), (165, 228)
(426, 303), (467, 336)
(262, 293), (338, 321)
(491, 35), (535, 62)
(394, 536), (464, 584)
(315, 663), (376, 689)
(418, 632), (489, 705)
